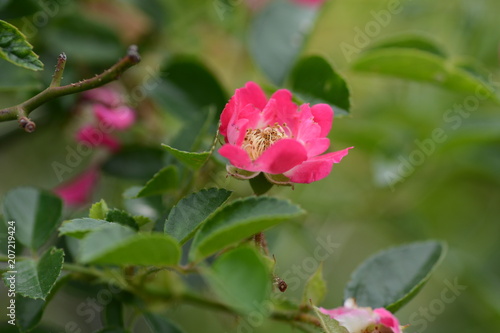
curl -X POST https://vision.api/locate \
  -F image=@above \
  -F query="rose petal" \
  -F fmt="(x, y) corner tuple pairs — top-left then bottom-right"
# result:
(54, 168), (99, 206)
(83, 87), (122, 107)
(262, 89), (297, 127)
(304, 138), (330, 157)
(76, 125), (121, 152)
(219, 144), (258, 172)
(226, 104), (261, 145)
(293, 104), (323, 142)
(374, 308), (401, 333)
(227, 118), (249, 145)
(320, 307), (375, 333)
(94, 104), (136, 130)
(311, 103), (333, 137)
(254, 139), (308, 174)
(284, 147), (352, 183)
(319, 307), (352, 317)
(220, 82), (268, 136)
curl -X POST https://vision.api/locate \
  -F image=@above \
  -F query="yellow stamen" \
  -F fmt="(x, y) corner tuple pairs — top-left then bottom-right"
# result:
(242, 123), (287, 160)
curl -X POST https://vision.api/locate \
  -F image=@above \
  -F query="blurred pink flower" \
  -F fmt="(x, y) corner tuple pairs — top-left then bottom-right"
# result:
(219, 82), (351, 185)
(320, 299), (403, 333)
(82, 87), (123, 108)
(93, 104), (136, 130)
(76, 125), (121, 152)
(54, 168), (99, 206)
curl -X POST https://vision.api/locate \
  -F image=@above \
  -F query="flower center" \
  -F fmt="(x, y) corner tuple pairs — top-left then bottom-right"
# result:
(242, 123), (287, 160)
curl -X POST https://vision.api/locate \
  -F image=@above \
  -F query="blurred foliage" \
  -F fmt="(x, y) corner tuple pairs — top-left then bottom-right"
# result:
(0, 0), (499, 332)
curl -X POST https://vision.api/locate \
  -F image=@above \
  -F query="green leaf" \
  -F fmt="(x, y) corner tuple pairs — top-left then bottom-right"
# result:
(344, 241), (446, 312)
(0, 19), (43, 70)
(134, 215), (153, 227)
(102, 145), (165, 180)
(208, 247), (272, 315)
(3, 187), (62, 249)
(367, 33), (447, 57)
(129, 0), (168, 28)
(79, 224), (180, 266)
(313, 306), (349, 333)
(89, 199), (109, 220)
(143, 313), (185, 333)
(41, 13), (123, 65)
(0, 0), (43, 19)
(78, 223), (135, 262)
(0, 0), (9, 10)
(249, 172), (274, 195)
(0, 61), (42, 91)
(248, 0), (320, 85)
(136, 166), (179, 198)
(165, 188), (232, 244)
(290, 55), (350, 115)
(302, 262), (327, 305)
(103, 297), (124, 328)
(352, 36), (499, 102)
(190, 196), (304, 262)
(161, 144), (211, 170)
(0, 215), (17, 255)
(3, 247), (64, 300)
(15, 296), (45, 332)
(123, 187), (163, 223)
(15, 275), (69, 332)
(106, 209), (139, 231)
(59, 218), (112, 239)
(156, 55), (227, 121)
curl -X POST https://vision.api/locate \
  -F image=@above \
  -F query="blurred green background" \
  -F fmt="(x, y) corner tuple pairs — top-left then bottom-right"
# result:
(1, 0), (499, 332)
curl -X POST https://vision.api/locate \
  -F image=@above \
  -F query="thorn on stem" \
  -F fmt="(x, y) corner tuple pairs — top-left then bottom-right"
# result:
(127, 45), (141, 63)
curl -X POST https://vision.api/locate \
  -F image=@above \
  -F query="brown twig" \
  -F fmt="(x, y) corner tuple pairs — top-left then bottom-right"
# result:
(0, 45), (141, 132)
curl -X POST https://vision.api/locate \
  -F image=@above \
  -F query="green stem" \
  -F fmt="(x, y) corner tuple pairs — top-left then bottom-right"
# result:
(0, 45), (141, 132)
(49, 52), (67, 88)
(0, 255), (26, 262)
(180, 291), (321, 329)
(271, 312), (322, 328)
(181, 291), (234, 313)
(1, 253), (321, 329)
(63, 262), (104, 276)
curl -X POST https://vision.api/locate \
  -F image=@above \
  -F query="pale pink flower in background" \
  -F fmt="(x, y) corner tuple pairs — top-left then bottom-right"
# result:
(82, 87), (123, 108)
(320, 299), (403, 333)
(93, 104), (136, 130)
(54, 168), (99, 206)
(76, 125), (121, 152)
(219, 82), (351, 185)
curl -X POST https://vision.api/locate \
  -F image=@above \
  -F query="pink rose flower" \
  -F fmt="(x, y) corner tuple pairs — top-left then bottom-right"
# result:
(76, 125), (121, 152)
(93, 104), (136, 130)
(54, 168), (99, 206)
(320, 299), (403, 333)
(219, 82), (352, 185)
